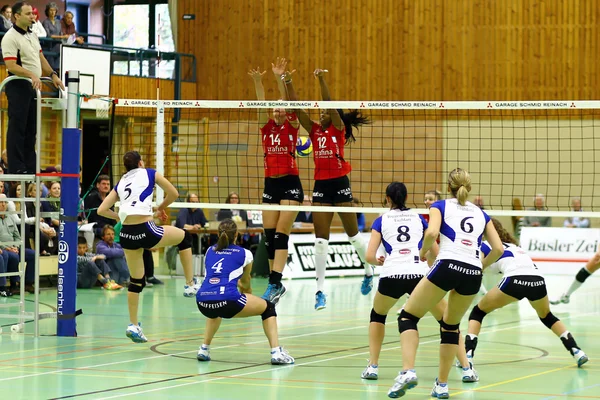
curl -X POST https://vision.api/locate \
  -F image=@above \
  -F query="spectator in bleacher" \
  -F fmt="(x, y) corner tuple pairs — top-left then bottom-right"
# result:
(523, 193), (552, 227)
(30, 7), (45, 37)
(175, 192), (208, 255)
(0, 194), (35, 293)
(564, 197), (590, 228)
(61, 11), (83, 45)
(10, 183), (55, 255)
(96, 225), (130, 286)
(0, 5), (12, 32)
(42, 181), (60, 229)
(295, 195), (313, 224)
(76, 237), (121, 290)
(1, 2), (64, 175)
(42, 2), (64, 72)
(0, 150), (7, 173)
(86, 175), (117, 237)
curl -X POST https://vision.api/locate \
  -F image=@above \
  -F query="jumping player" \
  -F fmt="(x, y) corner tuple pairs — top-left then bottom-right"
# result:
(98, 151), (200, 343)
(282, 68), (372, 310)
(249, 58), (303, 305)
(196, 219), (294, 365)
(361, 182), (478, 384)
(388, 168), (503, 399)
(466, 218), (588, 369)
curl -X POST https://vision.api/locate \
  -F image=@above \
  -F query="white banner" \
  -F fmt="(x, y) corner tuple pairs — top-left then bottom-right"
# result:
(282, 233), (382, 279)
(520, 227), (600, 263)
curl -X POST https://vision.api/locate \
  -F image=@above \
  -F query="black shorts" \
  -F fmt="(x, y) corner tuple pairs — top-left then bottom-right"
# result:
(498, 275), (547, 301)
(378, 275), (424, 299)
(263, 175), (304, 204)
(427, 259), (482, 296)
(197, 295), (247, 319)
(119, 221), (164, 250)
(312, 175), (353, 204)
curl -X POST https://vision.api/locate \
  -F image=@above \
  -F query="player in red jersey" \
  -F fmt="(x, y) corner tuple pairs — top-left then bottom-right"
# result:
(249, 58), (303, 304)
(283, 68), (372, 310)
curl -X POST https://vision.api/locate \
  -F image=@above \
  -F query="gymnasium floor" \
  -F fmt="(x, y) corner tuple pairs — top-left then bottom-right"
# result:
(1, 268), (598, 399)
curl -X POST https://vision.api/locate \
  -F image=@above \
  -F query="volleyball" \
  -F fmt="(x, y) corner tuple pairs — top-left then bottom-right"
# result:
(296, 136), (313, 157)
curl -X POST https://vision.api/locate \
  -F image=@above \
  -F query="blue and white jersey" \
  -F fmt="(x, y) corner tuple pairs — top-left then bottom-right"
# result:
(197, 244), (253, 301)
(432, 199), (490, 268)
(480, 241), (540, 277)
(115, 168), (156, 221)
(371, 209), (429, 278)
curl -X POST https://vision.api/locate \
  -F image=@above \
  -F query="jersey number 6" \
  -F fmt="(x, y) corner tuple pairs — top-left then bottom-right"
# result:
(460, 217), (474, 233)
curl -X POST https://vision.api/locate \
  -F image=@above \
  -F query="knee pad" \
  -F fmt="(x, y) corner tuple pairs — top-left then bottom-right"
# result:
(469, 305), (487, 323)
(128, 276), (146, 294)
(439, 319), (460, 332)
(261, 300), (277, 320)
(440, 330), (460, 345)
(274, 232), (289, 250)
(178, 231), (192, 251)
(398, 309), (420, 333)
(370, 309), (387, 324)
(264, 229), (276, 260)
(540, 312), (559, 329)
(576, 268), (591, 283)
(315, 238), (329, 255)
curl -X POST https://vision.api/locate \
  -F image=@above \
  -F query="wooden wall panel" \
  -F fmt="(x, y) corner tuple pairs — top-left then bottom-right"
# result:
(178, 0), (600, 101)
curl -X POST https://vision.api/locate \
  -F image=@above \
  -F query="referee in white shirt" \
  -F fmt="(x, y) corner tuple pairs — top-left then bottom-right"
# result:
(1, 2), (64, 174)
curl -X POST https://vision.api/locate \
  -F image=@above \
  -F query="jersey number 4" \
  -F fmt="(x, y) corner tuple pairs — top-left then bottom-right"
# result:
(211, 258), (224, 274)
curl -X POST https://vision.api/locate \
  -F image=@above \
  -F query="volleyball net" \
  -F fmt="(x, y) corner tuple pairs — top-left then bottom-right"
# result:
(109, 100), (600, 217)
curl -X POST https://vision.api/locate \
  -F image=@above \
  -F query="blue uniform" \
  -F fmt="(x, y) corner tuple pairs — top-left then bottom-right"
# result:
(197, 244), (253, 302)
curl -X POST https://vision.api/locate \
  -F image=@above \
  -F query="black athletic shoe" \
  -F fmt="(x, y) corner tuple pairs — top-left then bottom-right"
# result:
(147, 276), (163, 285)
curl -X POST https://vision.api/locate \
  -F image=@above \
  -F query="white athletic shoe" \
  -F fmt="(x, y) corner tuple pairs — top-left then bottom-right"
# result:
(126, 323), (148, 343)
(387, 369), (418, 398)
(197, 345), (211, 361)
(462, 364), (479, 382)
(573, 349), (589, 367)
(361, 364), (379, 380)
(550, 294), (570, 305)
(184, 277), (201, 297)
(271, 347), (294, 365)
(431, 379), (450, 399)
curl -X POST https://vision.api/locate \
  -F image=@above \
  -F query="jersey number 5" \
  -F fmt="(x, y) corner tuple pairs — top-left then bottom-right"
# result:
(123, 183), (132, 200)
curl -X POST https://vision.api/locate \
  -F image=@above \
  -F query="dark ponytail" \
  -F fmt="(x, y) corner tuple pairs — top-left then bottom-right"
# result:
(386, 182), (408, 210)
(123, 151), (142, 171)
(215, 219), (237, 251)
(337, 109), (370, 144)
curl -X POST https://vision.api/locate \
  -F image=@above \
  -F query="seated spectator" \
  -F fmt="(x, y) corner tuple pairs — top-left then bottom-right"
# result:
(31, 7), (46, 37)
(295, 195), (313, 224)
(95, 225), (130, 285)
(22, 183), (57, 254)
(42, 181), (61, 229)
(61, 11), (84, 45)
(523, 193), (552, 227)
(86, 175), (116, 237)
(0, 194), (35, 293)
(473, 195), (485, 209)
(0, 5), (12, 32)
(175, 193), (208, 254)
(42, 3), (64, 72)
(512, 197), (525, 239)
(564, 197), (590, 228)
(76, 237), (121, 290)
(217, 191), (248, 223)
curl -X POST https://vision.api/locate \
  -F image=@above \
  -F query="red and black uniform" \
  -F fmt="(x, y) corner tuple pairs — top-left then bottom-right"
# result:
(261, 113), (304, 204)
(310, 122), (353, 204)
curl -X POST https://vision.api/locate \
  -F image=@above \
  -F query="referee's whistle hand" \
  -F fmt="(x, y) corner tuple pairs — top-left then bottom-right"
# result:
(31, 76), (41, 91)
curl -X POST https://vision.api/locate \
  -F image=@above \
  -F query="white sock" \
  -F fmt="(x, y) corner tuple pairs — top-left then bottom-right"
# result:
(560, 331), (570, 339)
(314, 238), (329, 292)
(467, 333), (477, 340)
(565, 280), (583, 297)
(201, 343), (210, 349)
(271, 346), (281, 353)
(348, 233), (372, 276)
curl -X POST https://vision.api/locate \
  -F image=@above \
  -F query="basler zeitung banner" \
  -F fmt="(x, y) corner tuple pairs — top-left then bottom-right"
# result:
(519, 227), (600, 264)
(283, 233), (383, 279)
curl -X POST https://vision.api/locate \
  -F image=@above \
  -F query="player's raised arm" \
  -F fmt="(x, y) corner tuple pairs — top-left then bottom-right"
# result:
(315, 69), (343, 131)
(282, 71), (313, 133)
(248, 67), (269, 126)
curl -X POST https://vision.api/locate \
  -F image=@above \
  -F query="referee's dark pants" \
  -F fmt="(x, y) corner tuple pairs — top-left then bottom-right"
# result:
(5, 80), (37, 174)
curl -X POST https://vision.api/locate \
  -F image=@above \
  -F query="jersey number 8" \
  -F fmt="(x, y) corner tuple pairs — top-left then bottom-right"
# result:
(397, 226), (410, 242)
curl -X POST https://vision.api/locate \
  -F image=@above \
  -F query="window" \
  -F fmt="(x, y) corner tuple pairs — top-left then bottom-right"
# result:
(155, 3), (175, 79)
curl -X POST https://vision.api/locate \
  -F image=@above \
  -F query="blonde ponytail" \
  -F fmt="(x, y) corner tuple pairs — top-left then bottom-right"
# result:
(447, 168), (472, 205)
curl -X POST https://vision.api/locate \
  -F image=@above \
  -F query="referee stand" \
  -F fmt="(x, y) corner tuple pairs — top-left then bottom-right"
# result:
(0, 74), (70, 336)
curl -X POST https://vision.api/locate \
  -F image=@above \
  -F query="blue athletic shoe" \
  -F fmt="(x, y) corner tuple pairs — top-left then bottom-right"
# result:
(315, 291), (327, 310)
(126, 323), (148, 343)
(261, 283), (287, 304)
(361, 274), (374, 295)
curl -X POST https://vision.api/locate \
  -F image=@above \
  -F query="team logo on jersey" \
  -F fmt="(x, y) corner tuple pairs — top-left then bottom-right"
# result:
(461, 239), (473, 246)
(262, 193), (273, 200)
(209, 278), (220, 284)
(313, 191), (324, 197)
(399, 249), (411, 255)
